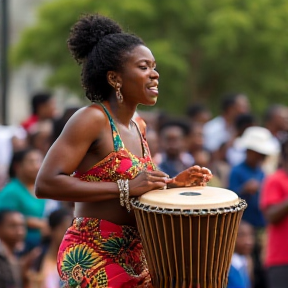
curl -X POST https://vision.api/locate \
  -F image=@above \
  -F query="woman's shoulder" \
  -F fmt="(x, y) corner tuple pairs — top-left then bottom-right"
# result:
(61, 103), (108, 135)
(70, 103), (107, 122)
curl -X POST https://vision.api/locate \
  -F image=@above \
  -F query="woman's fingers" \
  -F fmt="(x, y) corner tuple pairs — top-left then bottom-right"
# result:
(149, 170), (169, 178)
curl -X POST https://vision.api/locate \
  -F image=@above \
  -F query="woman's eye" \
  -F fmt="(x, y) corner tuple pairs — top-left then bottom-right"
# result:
(139, 66), (147, 70)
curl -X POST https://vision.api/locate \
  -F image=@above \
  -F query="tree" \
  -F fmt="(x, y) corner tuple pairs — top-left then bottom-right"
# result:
(11, 0), (288, 115)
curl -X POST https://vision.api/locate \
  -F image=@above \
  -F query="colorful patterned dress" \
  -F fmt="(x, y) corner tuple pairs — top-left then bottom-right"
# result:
(57, 103), (156, 288)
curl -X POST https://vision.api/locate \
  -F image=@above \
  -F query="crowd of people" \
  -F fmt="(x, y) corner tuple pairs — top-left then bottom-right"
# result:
(0, 90), (287, 288)
(1, 13), (288, 288)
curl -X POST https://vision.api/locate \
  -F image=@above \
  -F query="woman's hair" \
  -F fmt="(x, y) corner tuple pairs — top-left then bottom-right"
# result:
(67, 14), (144, 102)
(8, 148), (36, 178)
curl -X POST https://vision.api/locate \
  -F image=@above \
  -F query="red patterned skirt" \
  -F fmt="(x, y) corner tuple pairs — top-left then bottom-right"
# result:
(57, 217), (152, 288)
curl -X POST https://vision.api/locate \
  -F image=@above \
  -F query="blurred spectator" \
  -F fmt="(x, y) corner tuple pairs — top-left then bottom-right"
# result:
(28, 121), (53, 156)
(146, 128), (159, 160)
(260, 137), (288, 288)
(0, 125), (27, 188)
(262, 104), (288, 175)
(228, 126), (279, 229)
(186, 103), (212, 125)
(226, 113), (257, 167)
(0, 148), (48, 252)
(0, 210), (26, 288)
(203, 93), (250, 153)
(263, 104), (288, 142)
(156, 119), (194, 177)
(28, 208), (72, 288)
(187, 122), (205, 157)
(51, 107), (79, 145)
(227, 221), (255, 288)
(21, 92), (57, 134)
(210, 142), (231, 188)
(137, 110), (160, 132)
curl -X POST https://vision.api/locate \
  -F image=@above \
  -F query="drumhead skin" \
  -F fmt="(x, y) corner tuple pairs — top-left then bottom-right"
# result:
(138, 186), (239, 210)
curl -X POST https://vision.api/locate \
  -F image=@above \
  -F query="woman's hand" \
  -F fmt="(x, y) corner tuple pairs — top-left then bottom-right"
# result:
(129, 170), (169, 197)
(166, 165), (213, 188)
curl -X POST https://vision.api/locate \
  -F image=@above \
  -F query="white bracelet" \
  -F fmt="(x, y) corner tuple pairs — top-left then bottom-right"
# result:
(117, 179), (130, 212)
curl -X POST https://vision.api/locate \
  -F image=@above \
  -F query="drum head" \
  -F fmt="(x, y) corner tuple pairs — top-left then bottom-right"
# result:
(138, 186), (239, 210)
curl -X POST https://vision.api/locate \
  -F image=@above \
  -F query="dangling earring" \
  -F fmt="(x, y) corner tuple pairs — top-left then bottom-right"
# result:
(116, 85), (123, 103)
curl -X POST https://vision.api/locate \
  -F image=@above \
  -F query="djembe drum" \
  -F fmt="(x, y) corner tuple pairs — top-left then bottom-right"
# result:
(131, 186), (247, 288)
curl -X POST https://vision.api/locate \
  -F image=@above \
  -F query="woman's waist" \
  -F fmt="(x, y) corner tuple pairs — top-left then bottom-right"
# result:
(71, 217), (138, 233)
(74, 200), (137, 227)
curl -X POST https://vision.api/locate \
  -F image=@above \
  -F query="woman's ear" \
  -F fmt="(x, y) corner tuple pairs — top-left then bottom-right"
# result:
(107, 71), (122, 88)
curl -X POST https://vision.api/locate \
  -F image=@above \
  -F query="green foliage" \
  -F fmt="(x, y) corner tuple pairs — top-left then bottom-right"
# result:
(11, 0), (288, 115)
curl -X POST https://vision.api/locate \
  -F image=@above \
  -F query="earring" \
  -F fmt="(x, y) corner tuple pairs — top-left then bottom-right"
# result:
(116, 85), (123, 103)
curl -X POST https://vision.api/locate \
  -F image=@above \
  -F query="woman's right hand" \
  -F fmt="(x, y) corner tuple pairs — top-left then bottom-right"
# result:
(129, 170), (169, 197)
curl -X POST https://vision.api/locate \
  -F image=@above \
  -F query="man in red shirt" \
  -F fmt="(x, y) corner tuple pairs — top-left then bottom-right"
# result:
(260, 136), (288, 288)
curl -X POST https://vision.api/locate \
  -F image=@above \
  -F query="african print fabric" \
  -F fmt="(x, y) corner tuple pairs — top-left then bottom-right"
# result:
(57, 218), (152, 288)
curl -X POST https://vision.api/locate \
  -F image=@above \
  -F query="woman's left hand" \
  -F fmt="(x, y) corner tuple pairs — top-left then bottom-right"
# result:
(166, 165), (213, 188)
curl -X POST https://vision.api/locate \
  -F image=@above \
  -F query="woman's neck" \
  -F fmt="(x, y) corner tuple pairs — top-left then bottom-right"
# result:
(105, 99), (136, 128)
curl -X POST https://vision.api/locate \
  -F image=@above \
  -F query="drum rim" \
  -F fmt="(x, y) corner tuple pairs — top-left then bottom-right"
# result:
(130, 198), (247, 216)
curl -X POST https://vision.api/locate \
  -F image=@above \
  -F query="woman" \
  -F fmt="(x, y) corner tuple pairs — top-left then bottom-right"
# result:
(0, 148), (48, 252)
(35, 14), (212, 288)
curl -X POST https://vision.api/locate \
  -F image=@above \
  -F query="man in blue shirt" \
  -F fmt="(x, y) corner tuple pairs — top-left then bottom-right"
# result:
(228, 126), (279, 229)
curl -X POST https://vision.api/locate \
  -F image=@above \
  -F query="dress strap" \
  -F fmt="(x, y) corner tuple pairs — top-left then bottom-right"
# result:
(98, 102), (124, 151)
(131, 119), (148, 158)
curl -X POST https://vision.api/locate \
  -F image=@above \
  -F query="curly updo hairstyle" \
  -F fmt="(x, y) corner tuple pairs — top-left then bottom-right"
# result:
(67, 14), (144, 102)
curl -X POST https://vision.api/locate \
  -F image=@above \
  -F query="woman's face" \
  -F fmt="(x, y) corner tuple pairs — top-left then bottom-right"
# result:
(119, 45), (159, 106)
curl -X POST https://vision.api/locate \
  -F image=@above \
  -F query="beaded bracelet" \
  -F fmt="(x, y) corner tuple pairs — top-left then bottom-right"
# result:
(117, 179), (130, 212)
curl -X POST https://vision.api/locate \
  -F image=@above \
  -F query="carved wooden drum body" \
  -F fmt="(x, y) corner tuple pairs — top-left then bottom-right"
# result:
(131, 186), (247, 288)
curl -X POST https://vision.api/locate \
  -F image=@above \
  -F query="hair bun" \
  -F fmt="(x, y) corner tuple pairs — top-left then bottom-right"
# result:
(68, 14), (123, 62)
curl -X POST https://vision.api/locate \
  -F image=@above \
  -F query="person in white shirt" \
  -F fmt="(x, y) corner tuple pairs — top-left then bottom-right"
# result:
(203, 93), (250, 153)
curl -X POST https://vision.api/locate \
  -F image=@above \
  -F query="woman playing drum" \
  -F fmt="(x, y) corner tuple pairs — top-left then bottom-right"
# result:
(35, 14), (212, 288)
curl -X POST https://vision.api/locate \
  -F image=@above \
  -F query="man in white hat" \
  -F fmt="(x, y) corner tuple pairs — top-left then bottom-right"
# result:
(228, 126), (279, 229)
(228, 126), (280, 287)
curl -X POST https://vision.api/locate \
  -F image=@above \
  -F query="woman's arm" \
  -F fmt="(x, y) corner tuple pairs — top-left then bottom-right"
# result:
(35, 106), (167, 202)
(35, 106), (120, 202)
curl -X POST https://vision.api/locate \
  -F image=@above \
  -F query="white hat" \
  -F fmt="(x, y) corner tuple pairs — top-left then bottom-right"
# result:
(234, 126), (280, 155)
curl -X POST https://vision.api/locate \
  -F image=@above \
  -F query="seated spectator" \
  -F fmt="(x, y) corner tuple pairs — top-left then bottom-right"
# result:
(0, 210), (27, 288)
(227, 221), (255, 288)
(260, 137), (288, 288)
(28, 208), (72, 288)
(0, 148), (48, 252)
(156, 119), (194, 177)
